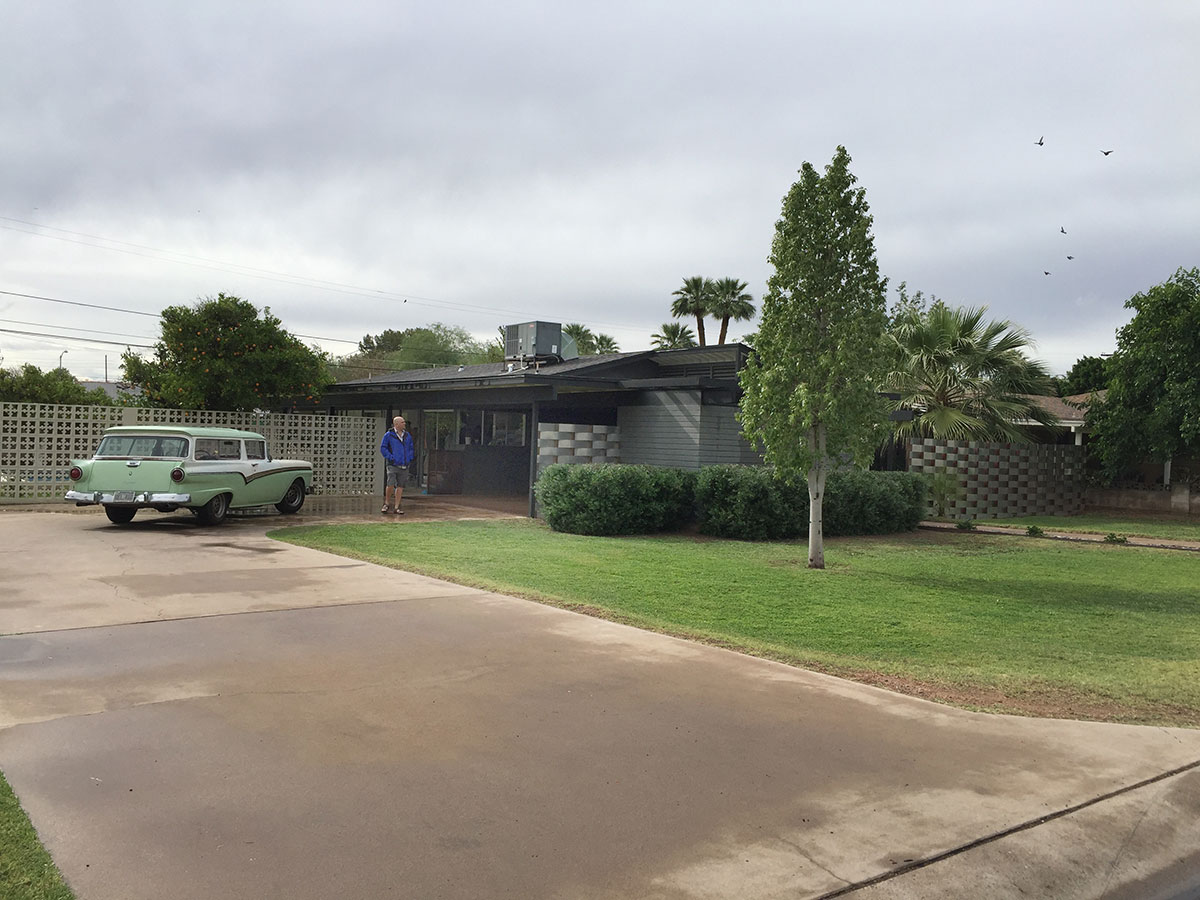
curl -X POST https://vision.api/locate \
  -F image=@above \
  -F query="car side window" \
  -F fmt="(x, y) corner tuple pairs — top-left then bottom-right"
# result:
(158, 438), (189, 458)
(245, 440), (266, 460)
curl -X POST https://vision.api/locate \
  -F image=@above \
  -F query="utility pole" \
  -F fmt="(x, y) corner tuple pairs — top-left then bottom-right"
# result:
(58, 349), (68, 369)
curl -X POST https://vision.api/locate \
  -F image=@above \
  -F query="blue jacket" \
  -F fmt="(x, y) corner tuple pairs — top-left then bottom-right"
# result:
(380, 429), (415, 466)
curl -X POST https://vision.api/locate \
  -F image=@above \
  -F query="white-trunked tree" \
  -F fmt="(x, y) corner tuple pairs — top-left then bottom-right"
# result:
(738, 146), (889, 569)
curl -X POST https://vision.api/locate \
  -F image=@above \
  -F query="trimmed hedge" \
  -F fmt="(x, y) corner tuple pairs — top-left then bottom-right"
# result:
(692, 464), (807, 540)
(536, 462), (926, 540)
(696, 465), (926, 540)
(534, 463), (696, 536)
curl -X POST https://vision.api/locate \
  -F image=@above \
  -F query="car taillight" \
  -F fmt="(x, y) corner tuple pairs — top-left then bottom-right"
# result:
(69, 466), (83, 481)
(170, 467), (185, 483)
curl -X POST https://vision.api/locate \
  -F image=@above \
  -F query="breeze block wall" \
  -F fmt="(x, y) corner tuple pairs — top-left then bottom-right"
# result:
(908, 438), (1086, 519)
(536, 423), (620, 476)
(0, 402), (383, 502)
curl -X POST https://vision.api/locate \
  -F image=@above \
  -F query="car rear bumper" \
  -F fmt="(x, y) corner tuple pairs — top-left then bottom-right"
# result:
(66, 490), (192, 506)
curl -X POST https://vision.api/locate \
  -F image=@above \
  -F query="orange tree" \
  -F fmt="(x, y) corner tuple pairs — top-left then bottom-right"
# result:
(122, 293), (331, 410)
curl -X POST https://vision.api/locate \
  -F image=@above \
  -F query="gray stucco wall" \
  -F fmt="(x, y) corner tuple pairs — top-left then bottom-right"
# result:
(618, 391), (760, 470)
(700, 403), (763, 467)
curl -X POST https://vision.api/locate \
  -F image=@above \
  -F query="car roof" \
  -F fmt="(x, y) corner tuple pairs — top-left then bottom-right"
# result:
(101, 425), (267, 441)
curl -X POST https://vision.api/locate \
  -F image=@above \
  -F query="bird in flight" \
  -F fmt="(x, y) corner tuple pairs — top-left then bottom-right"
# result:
(1067, 255), (1075, 260)
(1044, 271), (1052, 276)
(1060, 227), (1067, 235)
(1035, 136), (1044, 146)
(1100, 149), (1114, 156)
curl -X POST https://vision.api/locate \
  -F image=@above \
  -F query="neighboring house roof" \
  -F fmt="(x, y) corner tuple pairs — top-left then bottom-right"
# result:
(1018, 391), (1107, 427)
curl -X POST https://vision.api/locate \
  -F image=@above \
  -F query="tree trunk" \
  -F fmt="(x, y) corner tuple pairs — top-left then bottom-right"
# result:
(807, 424), (827, 569)
(718, 317), (730, 344)
(695, 315), (706, 347)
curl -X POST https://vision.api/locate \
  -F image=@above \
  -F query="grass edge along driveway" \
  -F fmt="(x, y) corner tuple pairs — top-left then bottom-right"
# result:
(272, 519), (1200, 729)
(0, 770), (75, 900)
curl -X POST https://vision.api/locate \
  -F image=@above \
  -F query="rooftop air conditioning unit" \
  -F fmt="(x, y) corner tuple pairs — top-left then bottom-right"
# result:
(504, 321), (565, 363)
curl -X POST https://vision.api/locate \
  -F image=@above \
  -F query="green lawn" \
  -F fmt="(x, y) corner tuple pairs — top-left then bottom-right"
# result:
(988, 512), (1200, 542)
(0, 771), (74, 900)
(273, 520), (1200, 727)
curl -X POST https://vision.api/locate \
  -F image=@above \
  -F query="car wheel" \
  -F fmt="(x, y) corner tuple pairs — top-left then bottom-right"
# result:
(275, 479), (306, 514)
(198, 492), (229, 525)
(104, 506), (137, 525)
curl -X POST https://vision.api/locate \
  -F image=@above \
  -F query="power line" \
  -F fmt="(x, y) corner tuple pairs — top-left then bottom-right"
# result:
(0, 287), (500, 365)
(0, 214), (647, 331)
(0, 327), (154, 349)
(0, 220), (533, 320)
(0, 316), (157, 342)
(0, 288), (357, 345)
(0, 288), (160, 318)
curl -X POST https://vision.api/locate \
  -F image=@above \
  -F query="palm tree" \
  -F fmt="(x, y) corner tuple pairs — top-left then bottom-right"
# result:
(884, 303), (1058, 442)
(670, 276), (712, 347)
(563, 322), (597, 356)
(650, 322), (697, 350)
(708, 277), (756, 344)
(592, 333), (620, 354)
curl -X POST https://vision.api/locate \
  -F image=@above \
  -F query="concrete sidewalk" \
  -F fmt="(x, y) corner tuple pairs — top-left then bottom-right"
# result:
(2, 513), (1199, 898)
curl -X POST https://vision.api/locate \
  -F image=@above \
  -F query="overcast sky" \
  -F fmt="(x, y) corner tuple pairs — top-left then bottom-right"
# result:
(3, 1), (1198, 381)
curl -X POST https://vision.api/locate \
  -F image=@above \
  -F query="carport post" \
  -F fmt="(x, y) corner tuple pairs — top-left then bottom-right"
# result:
(528, 400), (540, 518)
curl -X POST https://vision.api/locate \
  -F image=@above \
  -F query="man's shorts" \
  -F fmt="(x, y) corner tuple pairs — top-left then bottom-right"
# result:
(385, 465), (410, 488)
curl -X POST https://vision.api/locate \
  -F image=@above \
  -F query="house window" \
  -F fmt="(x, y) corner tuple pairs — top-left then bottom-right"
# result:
(487, 411), (526, 447)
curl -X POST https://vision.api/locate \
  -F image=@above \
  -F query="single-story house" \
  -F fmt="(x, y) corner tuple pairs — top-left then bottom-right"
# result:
(312, 326), (760, 514)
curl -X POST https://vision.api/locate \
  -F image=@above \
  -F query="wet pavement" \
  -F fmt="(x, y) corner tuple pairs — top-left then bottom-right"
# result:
(2, 512), (1199, 899)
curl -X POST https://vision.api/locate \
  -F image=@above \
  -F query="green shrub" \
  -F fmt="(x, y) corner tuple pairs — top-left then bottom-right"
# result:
(694, 465), (807, 540)
(695, 466), (926, 541)
(926, 470), (964, 518)
(955, 519), (977, 531)
(824, 469), (927, 536)
(534, 463), (695, 535)
(1026, 524), (1045, 537)
(1104, 532), (1128, 544)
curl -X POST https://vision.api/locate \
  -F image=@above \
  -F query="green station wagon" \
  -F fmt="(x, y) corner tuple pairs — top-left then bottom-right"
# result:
(65, 425), (313, 525)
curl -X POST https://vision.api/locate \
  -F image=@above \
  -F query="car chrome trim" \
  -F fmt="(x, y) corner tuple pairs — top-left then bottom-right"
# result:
(64, 490), (191, 506)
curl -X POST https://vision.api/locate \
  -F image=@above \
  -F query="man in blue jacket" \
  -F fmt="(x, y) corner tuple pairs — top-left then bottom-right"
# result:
(380, 415), (415, 514)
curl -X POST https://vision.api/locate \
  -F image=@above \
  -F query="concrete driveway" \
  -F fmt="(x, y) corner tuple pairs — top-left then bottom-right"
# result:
(1, 510), (1198, 899)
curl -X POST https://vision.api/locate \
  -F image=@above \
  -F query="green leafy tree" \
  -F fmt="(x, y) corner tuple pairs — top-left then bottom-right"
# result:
(739, 146), (889, 569)
(121, 293), (332, 410)
(357, 329), (405, 354)
(884, 302), (1057, 441)
(888, 281), (936, 326)
(0, 363), (116, 405)
(1089, 267), (1200, 480)
(671, 276), (713, 347)
(650, 322), (697, 350)
(1055, 355), (1111, 397)
(484, 326), (506, 363)
(708, 277), (756, 344)
(331, 323), (491, 379)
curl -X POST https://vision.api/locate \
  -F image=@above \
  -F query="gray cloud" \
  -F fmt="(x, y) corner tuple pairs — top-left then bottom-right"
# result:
(2, 1), (1198, 377)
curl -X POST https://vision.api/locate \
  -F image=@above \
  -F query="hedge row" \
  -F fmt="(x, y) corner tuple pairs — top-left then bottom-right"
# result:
(534, 463), (696, 536)
(535, 463), (927, 539)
